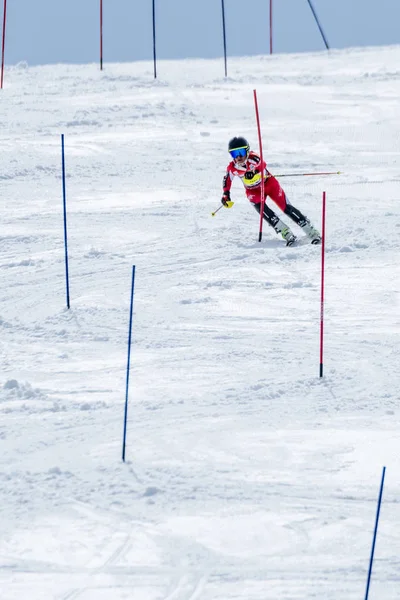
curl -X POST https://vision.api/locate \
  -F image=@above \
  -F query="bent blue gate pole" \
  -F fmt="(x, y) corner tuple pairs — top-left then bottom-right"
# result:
(61, 134), (70, 309)
(122, 265), (136, 462)
(221, 0), (227, 77)
(365, 466), (386, 600)
(305, 0), (329, 50)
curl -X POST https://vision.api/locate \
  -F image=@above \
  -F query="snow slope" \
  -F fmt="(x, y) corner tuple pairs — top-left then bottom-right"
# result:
(1, 46), (400, 599)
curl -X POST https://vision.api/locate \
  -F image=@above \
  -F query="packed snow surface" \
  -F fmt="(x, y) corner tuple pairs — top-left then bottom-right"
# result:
(1, 45), (400, 599)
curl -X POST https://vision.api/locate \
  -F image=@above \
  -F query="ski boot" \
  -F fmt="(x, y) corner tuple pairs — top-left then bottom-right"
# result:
(301, 220), (321, 245)
(281, 227), (297, 246)
(269, 214), (297, 246)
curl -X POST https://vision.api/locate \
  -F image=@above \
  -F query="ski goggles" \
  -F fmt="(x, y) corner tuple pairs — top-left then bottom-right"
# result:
(230, 147), (247, 159)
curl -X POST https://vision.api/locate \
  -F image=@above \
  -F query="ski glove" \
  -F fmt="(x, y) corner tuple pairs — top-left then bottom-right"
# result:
(221, 191), (231, 207)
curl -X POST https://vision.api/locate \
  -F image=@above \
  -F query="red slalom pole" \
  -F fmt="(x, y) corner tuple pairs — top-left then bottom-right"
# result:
(1, 0), (7, 89)
(269, 0), (273, 54)
(319, 191), (326, 377)
(100, 0), (103, 70)
(253, 90), (265, 242)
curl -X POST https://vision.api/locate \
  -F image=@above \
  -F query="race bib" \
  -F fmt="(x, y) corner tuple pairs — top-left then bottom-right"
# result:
(243, 170), (262, 187)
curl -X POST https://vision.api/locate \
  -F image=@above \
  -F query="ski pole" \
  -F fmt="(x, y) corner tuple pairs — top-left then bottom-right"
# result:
(273, 171), (341, 178)
(211, 201), (234, 216)
(211, 205), (223, 217)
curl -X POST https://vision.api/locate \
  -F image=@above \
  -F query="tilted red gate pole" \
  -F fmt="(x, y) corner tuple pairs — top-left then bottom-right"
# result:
(253, 90), (265, 242)
(319, 191), (326, 377)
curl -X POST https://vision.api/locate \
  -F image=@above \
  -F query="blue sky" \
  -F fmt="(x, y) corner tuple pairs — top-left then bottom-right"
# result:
(3, 0), (399, 66)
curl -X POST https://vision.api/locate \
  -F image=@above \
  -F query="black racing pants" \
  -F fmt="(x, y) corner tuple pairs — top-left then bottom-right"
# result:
(253, 201), (308, 227)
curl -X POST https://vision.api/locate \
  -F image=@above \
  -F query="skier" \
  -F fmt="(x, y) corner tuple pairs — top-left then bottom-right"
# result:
(221, 136), (321, 245)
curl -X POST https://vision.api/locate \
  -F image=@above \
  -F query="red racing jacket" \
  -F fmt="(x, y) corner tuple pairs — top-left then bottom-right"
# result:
(223, 151), (271, 203)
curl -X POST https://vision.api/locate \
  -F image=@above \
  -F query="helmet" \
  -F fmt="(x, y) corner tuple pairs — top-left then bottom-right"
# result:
(228, 136), (250, 165)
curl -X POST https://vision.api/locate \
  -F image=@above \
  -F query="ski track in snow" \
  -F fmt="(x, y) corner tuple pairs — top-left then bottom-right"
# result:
(1, 46), (400, 599)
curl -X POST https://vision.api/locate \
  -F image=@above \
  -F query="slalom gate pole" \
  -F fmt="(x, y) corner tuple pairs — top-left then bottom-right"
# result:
(100, 0), (103, 70)
(253, 89), (265, 242)
(61, 134), (70, 310)
(221, 0), (227, 77)
(122, 265), (136, 462)
(365, 467), (386, 600)
(305, 0), (329, 50)
(319, 191), (326, 377)
(269, 0), (273, 54)
(274, 171), (341, 178)
(152, 0), (157, 79)
(1, 0), (7, 89)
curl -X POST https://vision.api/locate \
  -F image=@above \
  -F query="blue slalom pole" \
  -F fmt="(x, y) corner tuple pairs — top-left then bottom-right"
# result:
(152, 0), (157, 79)
(221, 0), (227, 77)
(365, 466), (386, 600)
(61, 134), (70, 309)
(305, 0), (329, 50)
(122, 265), (136, 462)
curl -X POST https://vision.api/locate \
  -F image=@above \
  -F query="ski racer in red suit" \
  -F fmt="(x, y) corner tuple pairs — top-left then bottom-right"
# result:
(222, 137), (321, 246)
